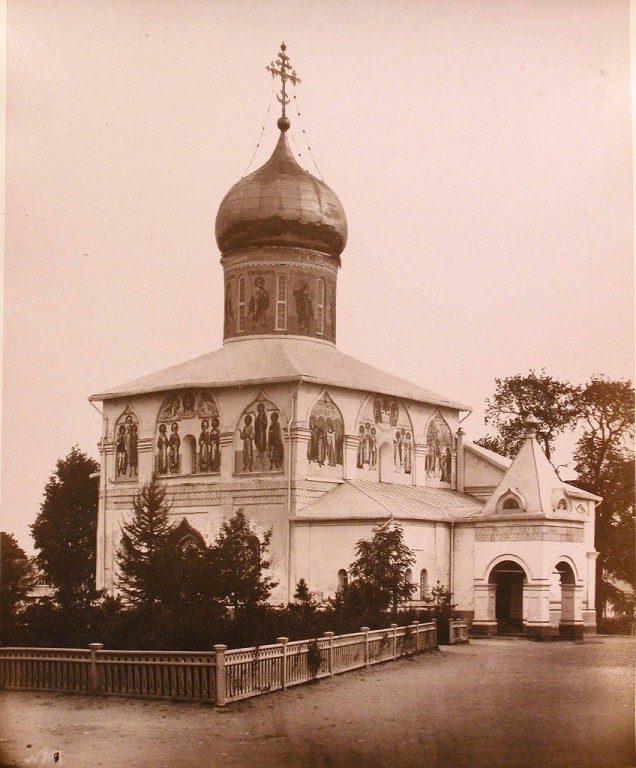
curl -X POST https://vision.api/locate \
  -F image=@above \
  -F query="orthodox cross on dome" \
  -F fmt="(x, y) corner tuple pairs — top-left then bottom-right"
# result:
(266, 42), (301, 126)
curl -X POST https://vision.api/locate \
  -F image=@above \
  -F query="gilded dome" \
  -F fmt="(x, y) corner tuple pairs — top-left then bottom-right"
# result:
(215, 128), (348, 259)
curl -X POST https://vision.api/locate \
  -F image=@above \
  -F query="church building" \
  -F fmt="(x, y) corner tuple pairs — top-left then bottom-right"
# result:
(90, 44), (599, 640)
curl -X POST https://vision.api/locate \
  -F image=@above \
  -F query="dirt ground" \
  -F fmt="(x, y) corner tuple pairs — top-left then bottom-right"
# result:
(0, 636), (633, 768)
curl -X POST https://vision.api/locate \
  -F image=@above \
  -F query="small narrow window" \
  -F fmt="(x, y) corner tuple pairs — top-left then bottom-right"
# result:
(503, 498), (520, 510)
(316, 279), (325, 335)
(420, 569), (428, 600)
(237, 277), (245, 332)
(405, 568), (413, 599)
(276, 275), (287, 330)
(337, 569), (348, 591)
(182, 435), (196, 475)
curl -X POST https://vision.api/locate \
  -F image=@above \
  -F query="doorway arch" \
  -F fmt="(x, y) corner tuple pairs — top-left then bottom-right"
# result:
(489, 560), (527, 634)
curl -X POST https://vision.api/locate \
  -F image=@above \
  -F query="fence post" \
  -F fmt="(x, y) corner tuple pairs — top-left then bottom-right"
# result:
(412, 621), (420, 653)
(323, 632), (334, 675)
(361, 627), (370, 667)
(88, 643), (103, 694)
(276, 637), (289, 690)
(214, 644), (227, 706)
(390, 623), (397, 660)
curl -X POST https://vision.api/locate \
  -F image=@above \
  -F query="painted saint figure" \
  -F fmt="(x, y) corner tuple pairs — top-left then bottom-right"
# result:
(442, 447), (452, 483)
(389, 402), (399, 427)
(168, 423), (181, 474)
(356, 425), (366, 469)
(157, 423), (169, 474)
(254, 403), (268, 460)
(307, 415), (318, 463)
(293, 281), (314, 331)
(209, 417), (221, 472)
(224, 282), (234, 334)
(315, 416), (327, 466)
(369, 426), (378, 469)
(334, 418), (344, 466)
(403, 432), (412, 475)
(115, 425), (127, 477)
(373, 399), (382, 424)
(267, 412), (284, 470)
(198, 419), (210, 472)
(240, 414), (255, 471)
(128, 423), (139, 477)
(325, 418), (337, 467)
(247, 276), (269, 330)
(394, 430), (403, 471)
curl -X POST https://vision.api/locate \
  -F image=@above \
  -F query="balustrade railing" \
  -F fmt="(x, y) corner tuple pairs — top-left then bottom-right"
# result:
(0, 621), (437, 706)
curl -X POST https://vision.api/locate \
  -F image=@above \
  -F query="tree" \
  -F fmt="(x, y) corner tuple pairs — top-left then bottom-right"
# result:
(0, 533), (35, 638)
(31, 447), (100, 606)
(570, 377), (635, 616)
(472, 434), (510, 458)
(117, 476), (178, 612)
(478, 370), (579, 460)
(289, 578), (320, 616)
(209, 509), (277, 612)
(348, 522), (416, 616)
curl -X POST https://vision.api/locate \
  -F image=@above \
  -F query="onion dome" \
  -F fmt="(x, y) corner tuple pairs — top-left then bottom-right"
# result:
(215, 120), (348, 260)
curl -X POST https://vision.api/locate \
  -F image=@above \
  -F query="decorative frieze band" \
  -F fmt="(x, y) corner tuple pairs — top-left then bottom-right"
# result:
(475, 525), (584, 542)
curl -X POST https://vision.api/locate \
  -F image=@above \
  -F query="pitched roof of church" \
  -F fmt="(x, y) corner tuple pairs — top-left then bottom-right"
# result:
(90, 337), (471, 410)
(296, 479), (483, 522)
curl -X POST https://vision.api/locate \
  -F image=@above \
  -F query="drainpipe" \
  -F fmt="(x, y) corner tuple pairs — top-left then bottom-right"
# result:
(456, 427), (465, 494)
(450, 521), (455, 597)
(286, 383), (300, 605)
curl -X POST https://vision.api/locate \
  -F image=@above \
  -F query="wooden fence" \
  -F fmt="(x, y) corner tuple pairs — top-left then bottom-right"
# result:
(0, 621), (436, 706)
(449, 619), (470, 644)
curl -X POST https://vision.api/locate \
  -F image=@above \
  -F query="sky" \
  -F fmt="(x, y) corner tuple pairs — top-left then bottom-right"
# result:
(2, 0), (633, 553)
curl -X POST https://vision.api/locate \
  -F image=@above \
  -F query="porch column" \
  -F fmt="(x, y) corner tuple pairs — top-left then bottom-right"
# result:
(523, 583), (552, 641)
(471, 583), (497, 635)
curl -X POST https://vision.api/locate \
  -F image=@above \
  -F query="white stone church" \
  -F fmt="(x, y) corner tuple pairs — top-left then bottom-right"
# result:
(91, 47), (599, 640)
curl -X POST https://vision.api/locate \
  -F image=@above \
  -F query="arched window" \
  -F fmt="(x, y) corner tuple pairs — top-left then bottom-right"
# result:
(247, 535), (260, 564)
(237, 276), (245, 332)
(182, 435), (196, 474)
(420, 569), (428, 600)
(316, 278), (325, 335)
(275, 275), (287, 330)
(503, 498), (520, 510)
(405, 568), (413, 600)
(557, 499), (568, 510)
(337, 569), (348, 591)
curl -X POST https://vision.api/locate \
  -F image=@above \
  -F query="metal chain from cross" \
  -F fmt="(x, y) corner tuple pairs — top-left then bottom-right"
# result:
(266, 42), (301, 119)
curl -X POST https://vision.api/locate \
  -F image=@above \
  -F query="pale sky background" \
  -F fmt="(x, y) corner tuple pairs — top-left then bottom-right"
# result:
(2, 1), (633, 553)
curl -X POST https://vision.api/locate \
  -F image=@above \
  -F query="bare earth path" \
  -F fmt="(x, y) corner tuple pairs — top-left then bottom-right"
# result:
(0, 636), (633, 768)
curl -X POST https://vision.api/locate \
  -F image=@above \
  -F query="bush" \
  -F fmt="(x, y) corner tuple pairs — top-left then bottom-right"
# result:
(597, 616), (635, 635)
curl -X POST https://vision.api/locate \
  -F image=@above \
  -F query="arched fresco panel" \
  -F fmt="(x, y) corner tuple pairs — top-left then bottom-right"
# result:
(235, 394), (285, 474)
(425, 411), (453, 485)
(356, 396), (413, 481)
(306, 392), (344, 479)
(114, 406), (139, 480)
(155, 389), (220, 476)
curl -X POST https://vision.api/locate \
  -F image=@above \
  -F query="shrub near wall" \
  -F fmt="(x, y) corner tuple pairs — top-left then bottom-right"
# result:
(6, 600), (456, 651)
